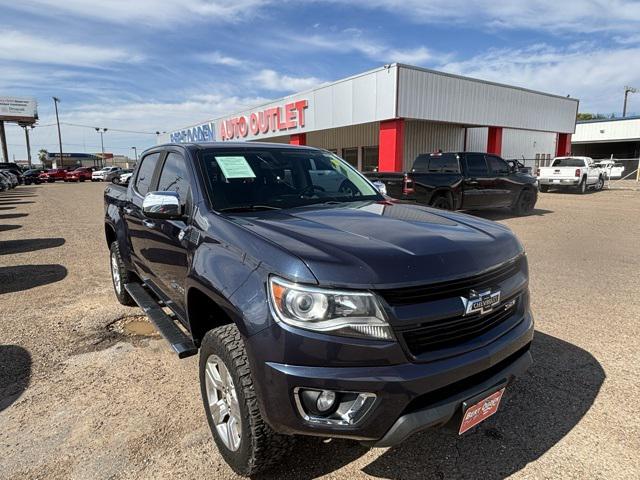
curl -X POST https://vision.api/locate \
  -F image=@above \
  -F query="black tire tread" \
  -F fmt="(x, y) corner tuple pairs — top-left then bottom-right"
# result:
(202, 325), (295, 476)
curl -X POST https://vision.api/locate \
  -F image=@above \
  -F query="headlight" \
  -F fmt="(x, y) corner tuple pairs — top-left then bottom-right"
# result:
(268, 276), (394, 341)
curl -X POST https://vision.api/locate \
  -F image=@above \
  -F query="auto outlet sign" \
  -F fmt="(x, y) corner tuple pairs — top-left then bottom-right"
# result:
(219, 99), (308, 141)
(168, 99), (309, 144)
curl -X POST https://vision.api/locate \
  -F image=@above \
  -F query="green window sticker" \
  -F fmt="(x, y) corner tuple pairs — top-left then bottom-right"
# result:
(215, 156), (256, 179)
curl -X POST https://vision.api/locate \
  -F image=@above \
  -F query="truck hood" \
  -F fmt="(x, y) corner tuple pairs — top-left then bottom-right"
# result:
(234, 201), (523, 288)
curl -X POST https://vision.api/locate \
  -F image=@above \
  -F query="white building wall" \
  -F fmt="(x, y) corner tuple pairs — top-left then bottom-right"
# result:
(397, 65), (578, 134)
(573, 118), (640, 143)
(466, 127), (557, 159)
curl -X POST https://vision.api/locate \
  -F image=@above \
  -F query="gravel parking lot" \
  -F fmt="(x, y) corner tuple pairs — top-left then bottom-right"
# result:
(1, 181), (639, 479)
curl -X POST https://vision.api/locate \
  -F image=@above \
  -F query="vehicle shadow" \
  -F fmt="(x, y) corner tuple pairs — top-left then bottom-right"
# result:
(469, 208), (553, 221)
(263, 331), (604, 480)
(0, 201), (35, 205)
(0, 238), (65, 255)
(0, 206), (17, 210)
(0, 264), (68, 294)
(0, 213), (28, 220)
(0, 224), (22, 232)
(0, 345), (32, 412)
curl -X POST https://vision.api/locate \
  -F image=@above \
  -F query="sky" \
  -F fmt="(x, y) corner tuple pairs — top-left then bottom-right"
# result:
(2, 0), (640, 162)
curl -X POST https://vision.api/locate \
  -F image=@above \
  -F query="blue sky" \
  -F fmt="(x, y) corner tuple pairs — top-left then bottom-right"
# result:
(2, 0), (640, 161)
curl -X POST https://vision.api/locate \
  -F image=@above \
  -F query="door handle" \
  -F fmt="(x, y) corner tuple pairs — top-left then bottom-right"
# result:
(142, 219), (156, 229)
(123, 206), (133, 214)
(466, 180), (479, 185)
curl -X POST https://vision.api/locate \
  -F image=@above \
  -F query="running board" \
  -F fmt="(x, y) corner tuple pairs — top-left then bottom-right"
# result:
(124, 283), (197, 359)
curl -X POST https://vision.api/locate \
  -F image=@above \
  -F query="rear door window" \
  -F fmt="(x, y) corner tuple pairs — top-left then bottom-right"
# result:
(486, 155), (510, 175)
(464, 154), (489, 176)
(135, 152), (161, 196)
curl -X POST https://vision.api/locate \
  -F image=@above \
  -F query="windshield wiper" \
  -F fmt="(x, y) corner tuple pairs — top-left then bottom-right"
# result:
(219, 205), (281, 213)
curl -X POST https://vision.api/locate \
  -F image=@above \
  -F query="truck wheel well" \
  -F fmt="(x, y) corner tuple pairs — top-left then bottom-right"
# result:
(105, 224), (116, 247)
(187, 288), (234, 347)
(430, 189), (453, 206)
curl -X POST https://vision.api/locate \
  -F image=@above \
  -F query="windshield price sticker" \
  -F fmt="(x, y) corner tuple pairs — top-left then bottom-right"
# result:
(215, 156), (256, 179)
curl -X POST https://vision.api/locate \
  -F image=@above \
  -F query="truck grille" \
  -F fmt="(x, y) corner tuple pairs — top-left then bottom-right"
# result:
(376, 256), (524, 306)
(401, 299), (519, 356)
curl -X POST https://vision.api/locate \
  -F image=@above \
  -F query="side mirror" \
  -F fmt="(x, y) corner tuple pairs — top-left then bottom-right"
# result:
(142, 191), (182, 219)
(372, 180), (387, 196)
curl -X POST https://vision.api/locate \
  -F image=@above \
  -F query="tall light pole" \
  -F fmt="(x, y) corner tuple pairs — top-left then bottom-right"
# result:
(20, 123), (33, 168)
(52, 96), (63, 168)
(623, 86), (637, 117)
(131, 146), (138, 162)
(95, 127), (108, 166)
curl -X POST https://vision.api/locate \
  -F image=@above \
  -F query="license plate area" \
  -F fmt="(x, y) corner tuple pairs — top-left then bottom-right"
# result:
(459, 387), (505, 435)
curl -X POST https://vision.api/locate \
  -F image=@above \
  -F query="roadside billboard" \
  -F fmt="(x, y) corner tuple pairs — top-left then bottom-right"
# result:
(0, 96), (38, 123)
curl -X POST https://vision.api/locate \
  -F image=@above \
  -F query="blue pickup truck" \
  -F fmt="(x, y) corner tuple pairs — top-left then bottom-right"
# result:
(104, 142), (534, 476)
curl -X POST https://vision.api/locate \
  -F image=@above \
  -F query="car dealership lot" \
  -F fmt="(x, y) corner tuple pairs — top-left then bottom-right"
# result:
(1, 182), (639, 479)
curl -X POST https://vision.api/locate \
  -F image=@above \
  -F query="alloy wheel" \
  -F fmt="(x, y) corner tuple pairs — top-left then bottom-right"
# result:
(205, 354), (242, 451)
(111, 252), (121, 295)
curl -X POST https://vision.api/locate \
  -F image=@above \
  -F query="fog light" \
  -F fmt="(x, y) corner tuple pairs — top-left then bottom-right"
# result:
(316, 390), (337, 412)
(294, 387), (377, 426)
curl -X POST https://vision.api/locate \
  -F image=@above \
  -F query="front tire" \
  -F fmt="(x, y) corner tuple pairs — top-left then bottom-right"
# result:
(539, 184), (549, 193)
(594, 176), (604, 192)
(109, 241), (136, 306)
(199, 325), (294, 476)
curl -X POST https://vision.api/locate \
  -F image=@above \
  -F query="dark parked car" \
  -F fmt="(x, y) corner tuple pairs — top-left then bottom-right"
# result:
(0, 166), (24, 185)
(0, 170), (19, 189)
(365, 152), (538, 215)
(22, 169), (44, 185)
(104, 143), (533, 476)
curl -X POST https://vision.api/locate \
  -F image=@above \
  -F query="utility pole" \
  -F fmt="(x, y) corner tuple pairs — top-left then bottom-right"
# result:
(95, 128), (108, 166)
(52, 97), (63, 168)
(623, 86), (637, 117)
(0, 120), (8, 163)
(21, 123), (33, 168)
(131, 146), (138, 162)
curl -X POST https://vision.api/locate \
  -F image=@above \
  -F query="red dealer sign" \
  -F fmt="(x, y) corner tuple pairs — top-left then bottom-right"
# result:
(219, 100), (308, 140)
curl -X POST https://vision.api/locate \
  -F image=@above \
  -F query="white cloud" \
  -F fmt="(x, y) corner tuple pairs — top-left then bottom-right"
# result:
(0, 29), (140, 66)
(254, 69), (325, 92)
(282, 30), (439, 65)
(196, 51), (246, 67)
(328, 0), (640, 34)
(437, 43), (640, 113)
(1, 0), (271, 26)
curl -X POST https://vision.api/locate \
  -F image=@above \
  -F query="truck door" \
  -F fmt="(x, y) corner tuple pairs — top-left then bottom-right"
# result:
(124, 151), (163, 280)
(485, 154), (515, 207)
(461, 153), (492, 208)
(139, 151), (192, 314)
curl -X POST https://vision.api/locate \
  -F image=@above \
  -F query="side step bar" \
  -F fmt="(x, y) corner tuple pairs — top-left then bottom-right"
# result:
(125, 283), (197, 359)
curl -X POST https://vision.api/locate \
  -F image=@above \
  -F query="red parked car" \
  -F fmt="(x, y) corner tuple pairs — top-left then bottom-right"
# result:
(65, 167), (92, 182)
(39, 168), (70, 183)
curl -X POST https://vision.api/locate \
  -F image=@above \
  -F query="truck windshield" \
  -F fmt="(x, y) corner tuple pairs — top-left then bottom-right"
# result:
(198, 148), (382, 211)
(552, 158), (585, 167)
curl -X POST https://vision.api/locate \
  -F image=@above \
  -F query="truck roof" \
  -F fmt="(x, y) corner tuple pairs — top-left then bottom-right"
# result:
(153, 142), (319, 151)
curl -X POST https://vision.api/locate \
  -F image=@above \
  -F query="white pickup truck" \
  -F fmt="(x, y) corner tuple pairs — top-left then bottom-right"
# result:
(537, 156), (604, 193)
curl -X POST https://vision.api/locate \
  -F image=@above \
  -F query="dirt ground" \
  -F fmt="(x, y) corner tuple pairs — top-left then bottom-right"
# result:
(1, 182), (639, 479)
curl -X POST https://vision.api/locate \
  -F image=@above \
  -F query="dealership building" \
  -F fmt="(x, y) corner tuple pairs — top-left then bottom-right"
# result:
(161, 64), (579, 172)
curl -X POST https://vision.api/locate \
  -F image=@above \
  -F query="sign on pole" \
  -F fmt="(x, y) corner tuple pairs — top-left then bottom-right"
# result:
(0, 96), (38, 123)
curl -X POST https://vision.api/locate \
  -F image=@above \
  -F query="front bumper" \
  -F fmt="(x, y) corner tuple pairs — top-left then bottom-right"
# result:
(247, 310), (534, 445)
